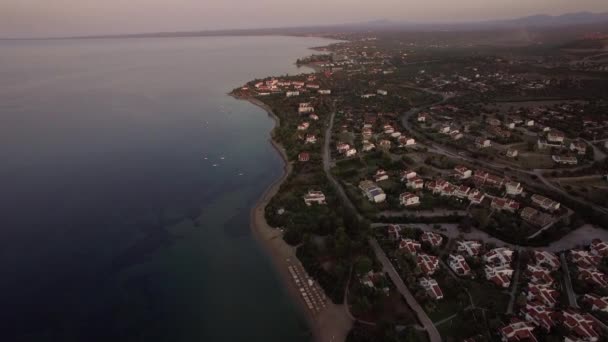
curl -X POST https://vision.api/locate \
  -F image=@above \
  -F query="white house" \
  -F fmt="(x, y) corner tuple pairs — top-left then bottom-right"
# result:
(359, 180), (386, 203)
(400, 192), (420, 207)
(505, 181), (523, 196)
(303, 190), (326, 206)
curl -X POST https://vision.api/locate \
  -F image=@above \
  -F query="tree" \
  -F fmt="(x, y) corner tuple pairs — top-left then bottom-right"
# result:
(355, 256), (373, 275)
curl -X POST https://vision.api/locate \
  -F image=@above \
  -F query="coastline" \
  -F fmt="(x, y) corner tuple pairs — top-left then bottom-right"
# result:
(232, 94), (353, 342)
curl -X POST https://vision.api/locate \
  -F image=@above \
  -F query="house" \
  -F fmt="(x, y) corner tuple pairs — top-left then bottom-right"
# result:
(399, 238), (421, 255)
(298, 102), (315, 114)
(383, 124), (395, 134)
(484, 247), (514, 266)
(507, 148), (519, 158)
(359, 180), (386, 203)
(570, 141), (587, 155)
(387, 224), (402, 240)
(309, 113), (319, 121)
(523, 302), (556, 332)
(346, 148), (357, 157)
(417, 254), (440, 275)
(306, 83), (320, 89)
(520, 207), (554, 227)
(468, 189), (486, 204)
(298, 152), (310, 162)
(360, 270), (385, 288)
(450, 131), (464, 140)
(533, 250), (560, 271)
(449, 254), (471, 276)
(378, 139), (391, 149)
(297, 122), (310, 131)
(286, 91), (300, 97)
(552, 155), (578, 165)
(547, 131), (565, 144)
(336, 142), (350, 153)
(505, 182), (524, 196)
(439, 126), (451, 134)
(560, 310), (599, 342)
(570, 250), (601, 268)
(505, 122), (516, 130)
(398, 136), (416, 146)
(454, 185), (471, 199)
(456, 240), (483, 257)
(362, 127), (373, 139)
(583, 293), (608, 313)
(485, 265), (514, 288)
(400, 192), (420, 207)
(500, 319), (538, 342)
(578, 267), (608, 288)
(486, 174), (505, 188)
(530, 194), (560, 212)
(475, 137), (491, 148)
(526, 120), (535, 127)
(590, 239), (608, 257)
(377, 89), (388, 96)
(391, 131), (402, 139)
(407, 177), (424, 190)
(417, 112), (428, 122)
(421, 232), (443, 247)
(527, 264), (554, 285)
(303, 190), (326, 206)
(318, 89), (331, 95)
(527, 283), (559, 308)
(454, 165), (472, 179)
(362, 142), (375, 152)
(419, 277), (444, 300)
(491, 197), (520, 212)
(374, 169), (389, 182)
(305, 134), (317, 144)
(400, 170), (417, 182)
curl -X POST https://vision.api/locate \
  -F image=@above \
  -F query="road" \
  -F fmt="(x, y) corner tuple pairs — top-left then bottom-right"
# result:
(561, 253), (579, 308)
(323, 109), (362, 220)
(506, 248), (522, 314)
(369, 238), (442, 342)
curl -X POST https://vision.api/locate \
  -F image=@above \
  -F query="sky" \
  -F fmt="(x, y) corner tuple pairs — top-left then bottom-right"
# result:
(1, 0), (607, 38)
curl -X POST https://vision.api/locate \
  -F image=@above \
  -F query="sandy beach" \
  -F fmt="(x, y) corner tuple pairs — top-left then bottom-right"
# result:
(236, 95), (353, 342)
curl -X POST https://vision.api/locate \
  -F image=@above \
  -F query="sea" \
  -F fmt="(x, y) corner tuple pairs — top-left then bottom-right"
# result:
(0, 36), (333, 341)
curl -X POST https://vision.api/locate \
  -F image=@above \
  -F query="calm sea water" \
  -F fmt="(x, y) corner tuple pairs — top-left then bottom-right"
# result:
(0, 36), (332, 341)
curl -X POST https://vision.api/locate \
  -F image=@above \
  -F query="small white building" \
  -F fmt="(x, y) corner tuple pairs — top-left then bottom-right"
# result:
(377, 89), (388, 96)
(400, 192), (420, 207)
(303, 190), (326, 206)
(286, 91), (300, 97)
(505, 181), (523, 196)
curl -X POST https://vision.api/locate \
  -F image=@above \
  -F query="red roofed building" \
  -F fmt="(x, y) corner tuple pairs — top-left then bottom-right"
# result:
(485, 265), (514, 288)
(523, 302), (556, 332)
(590, 239), (608, 257)
(417, 254), (440, 275)
(500, 319), (538, 342)
(560, 310), (599, 342)
(484, 247), (514, 266)
(456, 240), (483, 257)
(387, 224), (401, 241)
(491, 197), (520, 212)
(577, 267), (608, 288)
(399, 238), (421, 255)
(526, 264), (554, 285)
(448, 254), (471, 276)
(419, 277), (444, 300)
(421, 231), (443, 247)
(570, 250), (601, 268)
(527, 283), (560, 308)
(583, 293), (608, 313)
(533, 251), (560, 271)
(298, 152), (310, 162)
(454, 165), (472, 179)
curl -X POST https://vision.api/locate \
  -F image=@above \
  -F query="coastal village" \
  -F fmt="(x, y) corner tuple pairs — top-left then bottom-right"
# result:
(232, 30), (608, 342)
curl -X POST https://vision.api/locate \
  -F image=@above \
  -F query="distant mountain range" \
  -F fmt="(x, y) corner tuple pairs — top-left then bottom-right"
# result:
(23, 11), (608, 40)
(353, 11), (608, 30)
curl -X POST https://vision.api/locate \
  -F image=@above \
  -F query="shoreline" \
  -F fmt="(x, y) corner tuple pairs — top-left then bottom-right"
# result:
(232, 94), (353, 342)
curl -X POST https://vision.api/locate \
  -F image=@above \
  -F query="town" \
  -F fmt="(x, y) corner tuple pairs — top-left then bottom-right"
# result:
(232, 28), (608, 342)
